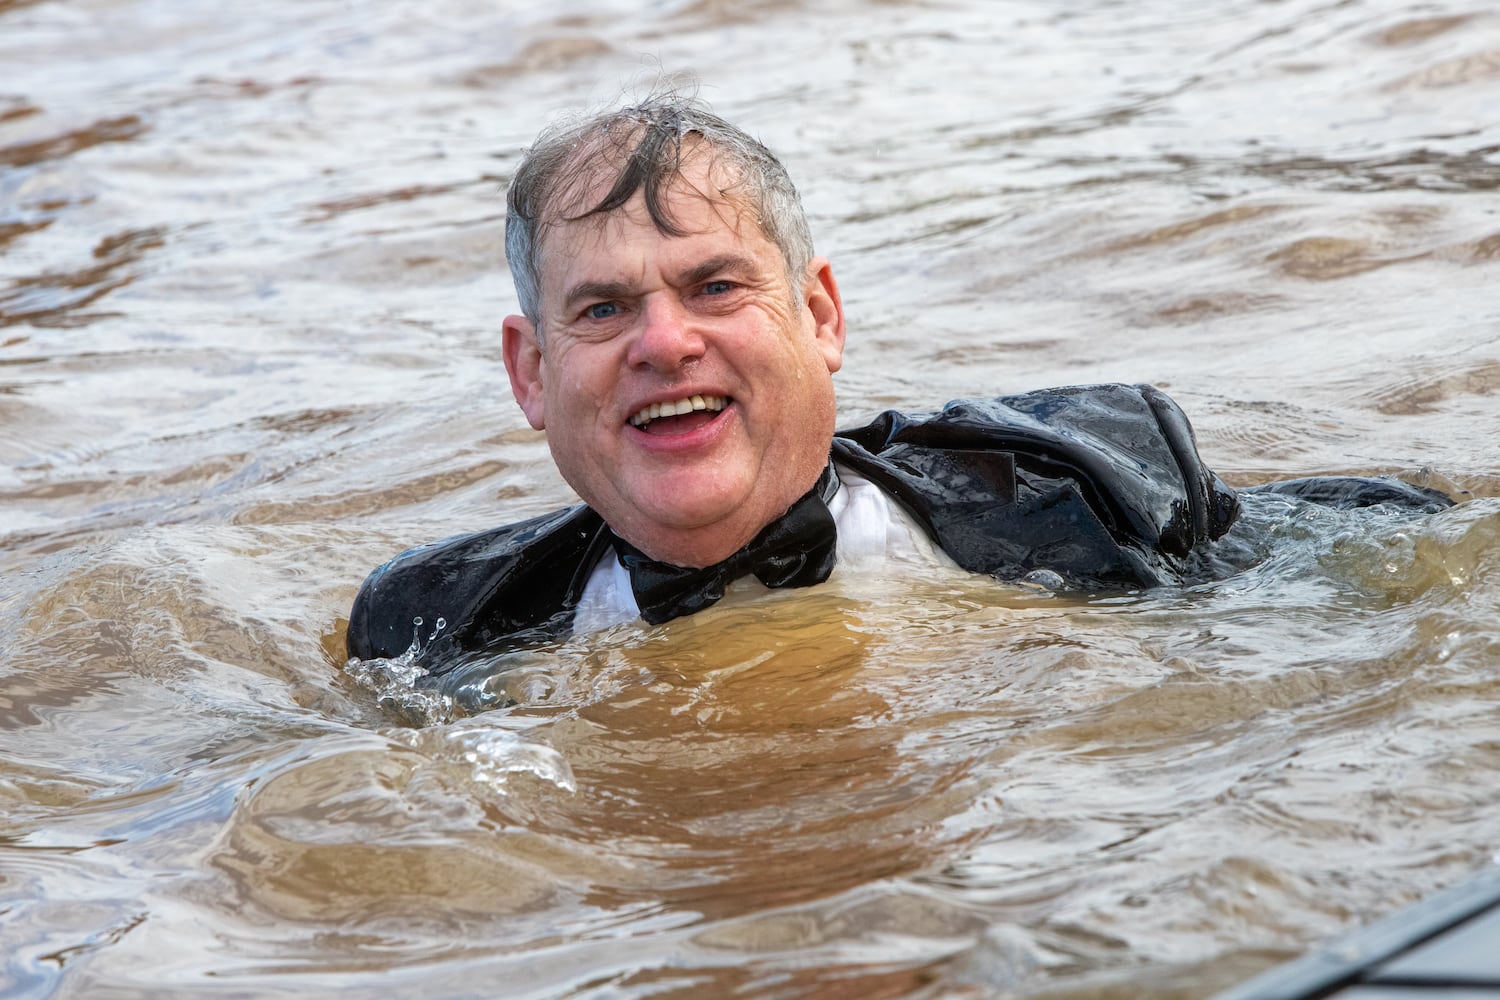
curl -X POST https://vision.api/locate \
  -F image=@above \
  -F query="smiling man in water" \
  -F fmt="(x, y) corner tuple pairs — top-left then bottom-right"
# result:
(346, 92), (1450, 667)
(500, 114), (845, 573)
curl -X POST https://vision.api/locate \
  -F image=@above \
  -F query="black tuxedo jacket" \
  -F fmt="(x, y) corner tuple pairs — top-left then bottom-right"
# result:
(346, 384), (1448, 665)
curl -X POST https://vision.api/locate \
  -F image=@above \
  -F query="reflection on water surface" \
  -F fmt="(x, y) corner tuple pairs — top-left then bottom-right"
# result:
(3, 0), (1499, 997)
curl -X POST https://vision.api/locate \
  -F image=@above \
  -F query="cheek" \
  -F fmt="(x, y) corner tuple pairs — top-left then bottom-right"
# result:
(546, 350), (593, 400)
(545, 361), (617, 439)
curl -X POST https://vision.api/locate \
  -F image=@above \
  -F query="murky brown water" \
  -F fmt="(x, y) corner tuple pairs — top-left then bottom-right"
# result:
(4, 0), (1499, 996)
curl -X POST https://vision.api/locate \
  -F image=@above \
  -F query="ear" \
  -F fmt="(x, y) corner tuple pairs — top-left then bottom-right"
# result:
(502, 314), (547, 430)
(803, 257), (846, 374)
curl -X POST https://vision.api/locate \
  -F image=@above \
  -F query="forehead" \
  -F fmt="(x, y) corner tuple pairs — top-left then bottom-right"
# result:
(535, 149), (773, 279)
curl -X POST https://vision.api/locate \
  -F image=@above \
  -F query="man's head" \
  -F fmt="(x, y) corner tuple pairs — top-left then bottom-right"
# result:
(504, 94), (815, 329)
(500, 93), (846, 568)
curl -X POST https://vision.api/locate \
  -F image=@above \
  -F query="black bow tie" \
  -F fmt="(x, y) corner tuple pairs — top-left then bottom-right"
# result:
(611, 464), (840, 625)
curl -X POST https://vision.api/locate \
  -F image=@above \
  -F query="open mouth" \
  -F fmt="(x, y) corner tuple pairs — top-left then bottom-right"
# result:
(628, 394), (728, 434)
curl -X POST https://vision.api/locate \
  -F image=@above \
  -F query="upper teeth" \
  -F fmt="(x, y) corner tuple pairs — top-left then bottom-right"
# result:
(629, 394), (727, 427)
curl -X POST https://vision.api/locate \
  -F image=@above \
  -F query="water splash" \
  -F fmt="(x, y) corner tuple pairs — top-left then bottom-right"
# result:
(342, 615), (457, 726)
(411, 614), (448, 650)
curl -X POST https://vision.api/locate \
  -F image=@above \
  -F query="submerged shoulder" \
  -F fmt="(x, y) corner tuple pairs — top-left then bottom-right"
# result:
(1245, 475), (1454, 512)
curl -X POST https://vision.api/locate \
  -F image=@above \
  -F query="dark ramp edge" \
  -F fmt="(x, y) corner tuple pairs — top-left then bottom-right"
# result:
(1211, 866), (1500, 1000)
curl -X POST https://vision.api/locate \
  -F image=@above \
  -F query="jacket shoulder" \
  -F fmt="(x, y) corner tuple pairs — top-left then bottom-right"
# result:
(346, 505), (604, 662)
(834, 383), (1240, 588)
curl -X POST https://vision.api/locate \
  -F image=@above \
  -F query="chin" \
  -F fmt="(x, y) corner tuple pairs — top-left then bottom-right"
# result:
(620, 495), (756, 560)
(634, 471), (746, 516)
(643, 497), (743, 534)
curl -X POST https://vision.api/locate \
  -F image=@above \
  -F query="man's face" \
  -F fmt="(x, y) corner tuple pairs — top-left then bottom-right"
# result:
(502, 153), (845, 568)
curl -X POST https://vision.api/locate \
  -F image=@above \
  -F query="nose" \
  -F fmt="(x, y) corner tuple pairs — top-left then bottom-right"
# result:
(626, 293), (706, 372)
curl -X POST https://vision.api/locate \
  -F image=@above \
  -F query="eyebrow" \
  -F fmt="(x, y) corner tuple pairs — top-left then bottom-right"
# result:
(560, 253), (762, 312)
(679, 253), (759, 287)
(562, 280), (635, 313)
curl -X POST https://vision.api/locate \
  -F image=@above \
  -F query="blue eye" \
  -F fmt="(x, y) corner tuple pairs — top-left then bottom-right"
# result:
(703, 280), (733, 295)
(586, 302), (618, 320)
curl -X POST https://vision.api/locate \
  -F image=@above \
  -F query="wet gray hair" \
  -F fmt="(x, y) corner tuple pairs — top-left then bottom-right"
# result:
(504, 92), (815, 325)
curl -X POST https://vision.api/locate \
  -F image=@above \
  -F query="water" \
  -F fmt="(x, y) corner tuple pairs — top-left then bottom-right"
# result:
(3, 0), (1499, 996)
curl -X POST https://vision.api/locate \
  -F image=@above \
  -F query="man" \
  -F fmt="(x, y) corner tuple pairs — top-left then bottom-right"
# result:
(346, 93), (1449, 668)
